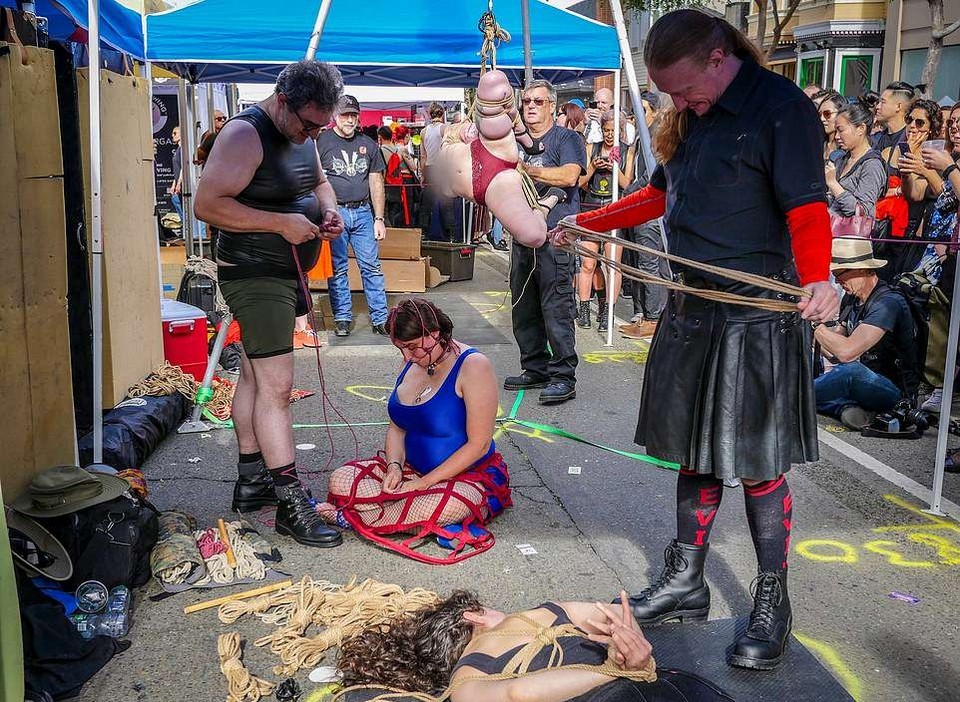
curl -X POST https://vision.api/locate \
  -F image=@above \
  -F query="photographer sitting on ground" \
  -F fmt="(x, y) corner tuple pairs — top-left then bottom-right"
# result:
(813, 239), (921, 430)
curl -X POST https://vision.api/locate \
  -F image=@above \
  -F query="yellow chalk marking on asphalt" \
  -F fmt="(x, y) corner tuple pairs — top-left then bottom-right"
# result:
(796, 539), (858, 563)
(794, 633), (864, 702)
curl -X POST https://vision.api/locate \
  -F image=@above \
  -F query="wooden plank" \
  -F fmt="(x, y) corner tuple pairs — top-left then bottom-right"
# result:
(0, 43), (75, 500)
(78, 69), (164, 407)
(0, 43), (36, 499)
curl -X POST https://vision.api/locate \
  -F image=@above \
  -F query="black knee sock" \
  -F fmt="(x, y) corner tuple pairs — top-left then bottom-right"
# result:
(238, 451), (264, 477)
(744, 475), (793, 574)
(268, 462), (300, 489)
(676, 469), (723, 546)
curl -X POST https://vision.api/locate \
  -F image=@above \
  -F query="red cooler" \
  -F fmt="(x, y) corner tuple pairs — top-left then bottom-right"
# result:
(160, 299), (208, 381)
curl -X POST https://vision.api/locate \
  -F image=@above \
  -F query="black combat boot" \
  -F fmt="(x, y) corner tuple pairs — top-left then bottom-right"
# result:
(597, 293), (610, 334)
(622, 540), (710, 626)
(728, 570), (792, 670)
(232, 460), (278, 513)
(576, 300), (592, 329)
(275, 483), (343, 548)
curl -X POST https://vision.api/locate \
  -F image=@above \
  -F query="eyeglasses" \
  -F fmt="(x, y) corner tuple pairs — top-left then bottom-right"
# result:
(214, 116), (226, 123)
(292, 106), (323, 135)
(908, 117), (929, 127)
(819, 110), (835, 119)
(521, 97), (551, 107)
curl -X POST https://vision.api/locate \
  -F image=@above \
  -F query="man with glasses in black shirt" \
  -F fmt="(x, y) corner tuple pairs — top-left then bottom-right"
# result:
(195, 60), (345, 549)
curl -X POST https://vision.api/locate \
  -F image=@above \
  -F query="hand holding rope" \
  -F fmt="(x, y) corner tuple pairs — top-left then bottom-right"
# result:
(557, 220), (810, 313)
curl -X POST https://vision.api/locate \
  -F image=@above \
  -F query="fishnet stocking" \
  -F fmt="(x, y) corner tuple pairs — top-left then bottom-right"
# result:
(328, 463), (486, 529)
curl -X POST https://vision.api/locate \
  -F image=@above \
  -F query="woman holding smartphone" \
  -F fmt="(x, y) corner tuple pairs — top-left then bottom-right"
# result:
(824, 101), (886, 226)
(576, 111), (635, 332)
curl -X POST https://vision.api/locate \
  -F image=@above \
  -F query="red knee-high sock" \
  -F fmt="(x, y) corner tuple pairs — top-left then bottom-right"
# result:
(743, 476), (793, 573)
(676, 469), (723, 546)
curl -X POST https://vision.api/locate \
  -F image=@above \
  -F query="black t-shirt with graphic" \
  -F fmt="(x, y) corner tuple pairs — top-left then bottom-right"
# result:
(520, 124), (586, 228)
(840, 281), (920, 397)
(316, 129), (385, 203)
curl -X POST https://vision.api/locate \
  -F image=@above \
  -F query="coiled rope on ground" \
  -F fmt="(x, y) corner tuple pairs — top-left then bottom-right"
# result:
(126, 362), (234, 417)
(217, 632), (276, 702)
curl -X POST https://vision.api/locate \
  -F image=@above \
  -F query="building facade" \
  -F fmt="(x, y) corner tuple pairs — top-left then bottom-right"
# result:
(882, 0), (960, 100)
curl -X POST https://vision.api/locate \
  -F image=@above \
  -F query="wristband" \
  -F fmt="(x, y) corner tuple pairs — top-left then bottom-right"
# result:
(386, 461), (402, 471)
(943, 164), (958, 181)
(374, 216), (385, 222)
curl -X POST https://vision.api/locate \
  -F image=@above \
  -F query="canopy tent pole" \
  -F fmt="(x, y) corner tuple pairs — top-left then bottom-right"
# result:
(929, 262), (960, 515)
(604, 69), (621, 348)
(87, 0), (104, 464)
(305, 0), (334, 61)
(520, 0), (533, 86)
(178, 78), (197, 257)
(606, 0), (669, 260)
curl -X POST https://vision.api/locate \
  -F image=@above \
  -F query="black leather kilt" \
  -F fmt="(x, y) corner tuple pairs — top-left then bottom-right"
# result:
(635, 271), (818, 480)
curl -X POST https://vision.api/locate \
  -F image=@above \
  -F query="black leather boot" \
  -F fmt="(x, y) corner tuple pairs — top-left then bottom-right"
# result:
(503, 371), (549, 391)
(622, 540), (710, 626)
(232, 461), (278, 513)
(275, 483), (343, 548)
(576, 301), (591, 329)
(596, 294), (609, 332)
(728, 570), (792, 670)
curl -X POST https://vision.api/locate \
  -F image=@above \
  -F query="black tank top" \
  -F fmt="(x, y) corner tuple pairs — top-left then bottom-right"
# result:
(454, 603), (607, 675)
(216, 105), (323, 279)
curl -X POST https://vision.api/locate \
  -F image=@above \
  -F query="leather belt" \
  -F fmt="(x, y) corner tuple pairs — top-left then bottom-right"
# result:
(338, 199), (369, 209)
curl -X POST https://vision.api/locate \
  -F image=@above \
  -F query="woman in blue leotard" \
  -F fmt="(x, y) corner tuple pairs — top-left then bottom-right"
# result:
(319, 299), (512, 564)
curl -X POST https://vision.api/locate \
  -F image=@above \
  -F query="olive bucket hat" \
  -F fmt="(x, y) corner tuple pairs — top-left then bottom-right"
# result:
(12, 465), (129, 518)
(7, 510), (73, 581)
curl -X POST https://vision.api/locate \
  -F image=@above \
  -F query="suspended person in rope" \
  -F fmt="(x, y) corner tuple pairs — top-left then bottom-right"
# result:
(334, 589), (735, 702)
(552, 10), (839, 670)
(435, 68), (569, 248)
(193, 60), (344, 549)
(315, 299), (512, 565)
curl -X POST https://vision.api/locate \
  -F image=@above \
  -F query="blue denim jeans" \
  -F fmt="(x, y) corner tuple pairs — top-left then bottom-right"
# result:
(814, 361), (902, 417)
(328, 205), (388, 325)
(491, 218), (504, 245)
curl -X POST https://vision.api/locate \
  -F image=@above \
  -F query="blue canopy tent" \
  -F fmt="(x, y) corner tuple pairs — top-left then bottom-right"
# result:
(0, 0), (144, 58)
(145, 0), (619, 86)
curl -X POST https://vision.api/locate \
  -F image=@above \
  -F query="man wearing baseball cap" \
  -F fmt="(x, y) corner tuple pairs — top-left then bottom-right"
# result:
(813, 238), (921, 429)
(316, 94), (389, 338)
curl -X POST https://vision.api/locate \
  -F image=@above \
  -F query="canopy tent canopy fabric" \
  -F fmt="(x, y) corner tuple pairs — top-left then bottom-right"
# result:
(145, 0), (619, 86)
(0, 0), (145, 59)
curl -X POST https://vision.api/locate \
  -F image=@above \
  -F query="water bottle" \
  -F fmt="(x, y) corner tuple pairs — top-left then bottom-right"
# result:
(71, 586), (131, 638)
(99, 585), (131, 637)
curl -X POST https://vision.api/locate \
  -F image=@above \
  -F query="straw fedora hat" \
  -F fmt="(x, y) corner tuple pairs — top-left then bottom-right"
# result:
(7, 510), (73, 581)
(12, 465), (129, 518)
(830, 238), (887, 272)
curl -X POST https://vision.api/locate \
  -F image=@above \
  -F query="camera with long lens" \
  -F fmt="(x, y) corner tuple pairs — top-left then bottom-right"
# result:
(861, 399), (930, 440)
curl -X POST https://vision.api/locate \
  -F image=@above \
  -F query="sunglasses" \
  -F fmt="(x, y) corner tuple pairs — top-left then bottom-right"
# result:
(214, 116), (226, 123)
(819, 109), (835, 119)
(521, 97), (551, 107)
(292, 107), (323, 135)
(908, 117), (929, 127)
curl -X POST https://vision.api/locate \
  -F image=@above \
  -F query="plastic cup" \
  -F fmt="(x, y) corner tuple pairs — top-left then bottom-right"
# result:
(923, 139), (946, 151)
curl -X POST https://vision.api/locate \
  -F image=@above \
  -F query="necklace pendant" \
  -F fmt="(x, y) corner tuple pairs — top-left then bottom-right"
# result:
(427, 364), (436, 376)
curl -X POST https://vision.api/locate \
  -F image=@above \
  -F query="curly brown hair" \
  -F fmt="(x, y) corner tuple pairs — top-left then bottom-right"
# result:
(337, 590), (483, 694)
(909, 98), (945, 139)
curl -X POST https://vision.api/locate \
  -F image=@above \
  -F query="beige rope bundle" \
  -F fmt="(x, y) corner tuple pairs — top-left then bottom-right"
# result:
(559, 220), (810, 313)
(126, 362), (234, 417)
(195, 521), (267, 586)
(184, 255), (229, 314)
(217, 632), (275, 702)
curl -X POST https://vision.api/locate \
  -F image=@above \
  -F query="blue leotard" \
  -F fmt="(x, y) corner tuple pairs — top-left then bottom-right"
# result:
(387, 349), (495, 474)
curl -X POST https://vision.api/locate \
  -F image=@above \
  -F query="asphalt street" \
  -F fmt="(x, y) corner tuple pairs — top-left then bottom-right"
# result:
(76, 247), (960, 702)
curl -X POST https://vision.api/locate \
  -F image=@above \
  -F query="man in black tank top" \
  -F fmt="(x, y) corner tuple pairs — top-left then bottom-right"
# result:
(194, 60), (345, 548)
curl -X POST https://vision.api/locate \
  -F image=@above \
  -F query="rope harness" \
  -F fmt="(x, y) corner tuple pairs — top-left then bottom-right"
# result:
(334, 612), (658, 702)
(478, 5), (510, 75)
(558, 220), (810, 313)
(328, 454), (513, 565)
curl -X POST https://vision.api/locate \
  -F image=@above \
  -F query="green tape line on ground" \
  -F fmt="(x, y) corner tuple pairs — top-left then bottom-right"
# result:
(507, 389), (525, 420)
(504, 418), (679, 471)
